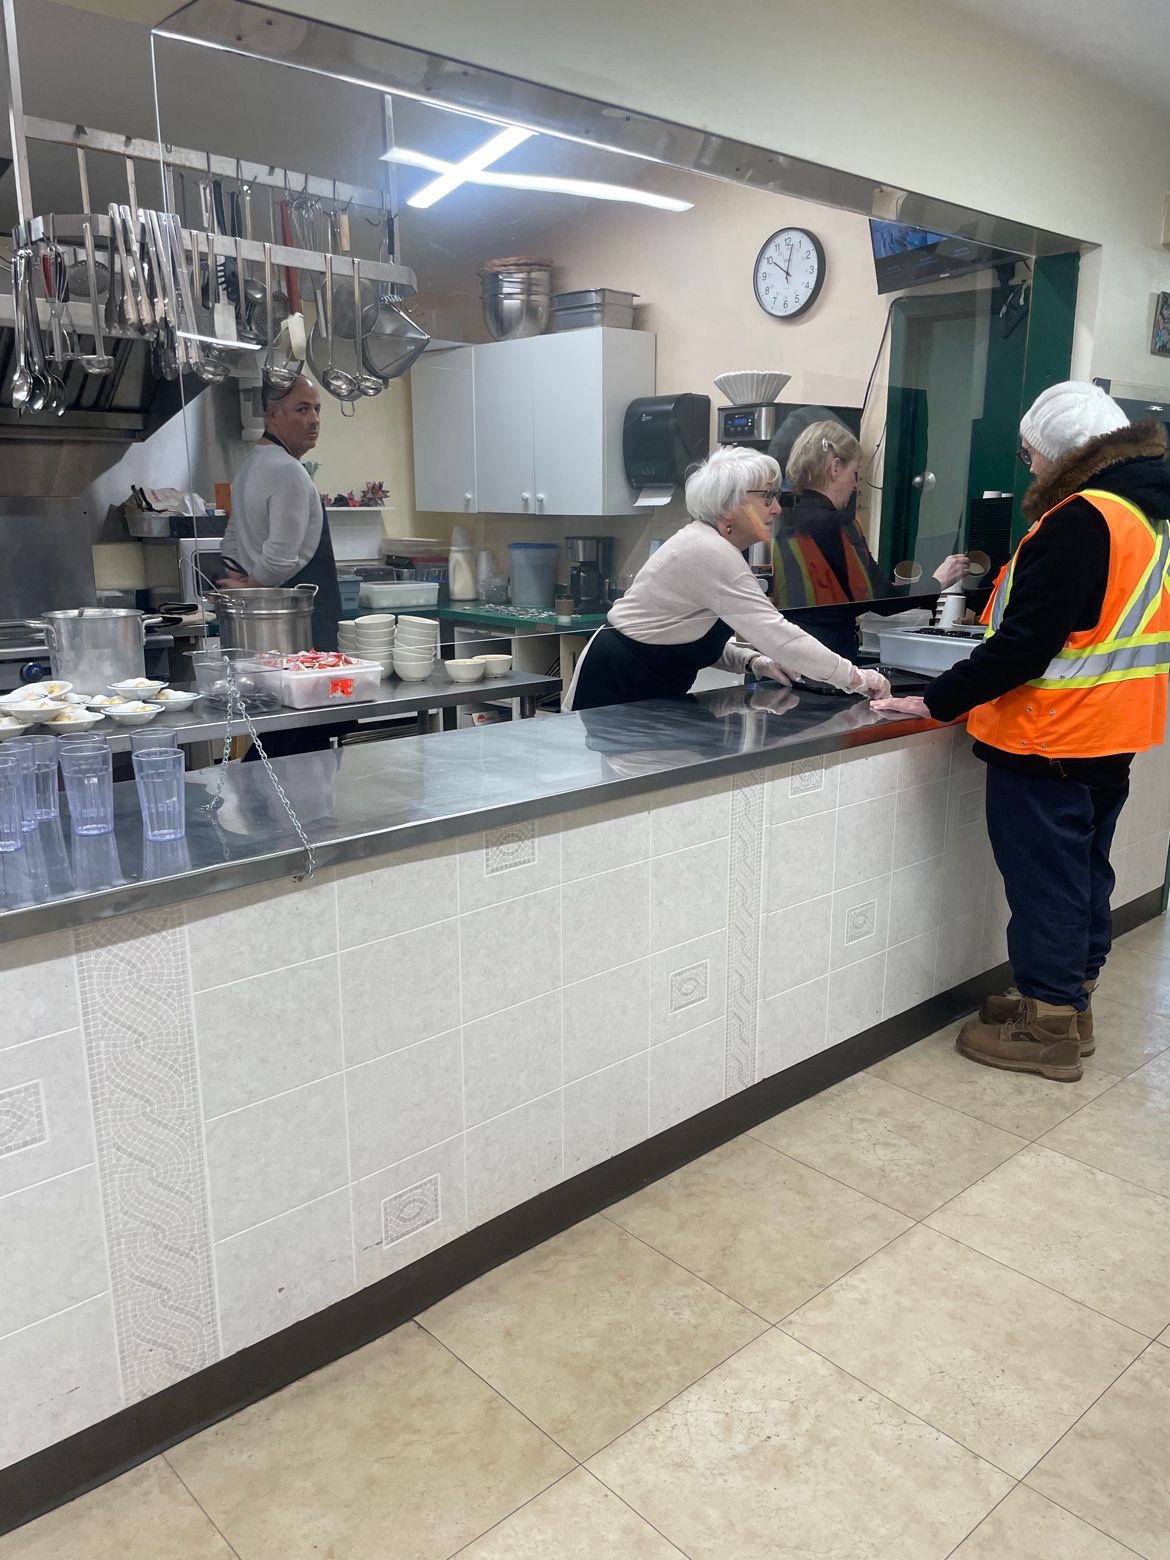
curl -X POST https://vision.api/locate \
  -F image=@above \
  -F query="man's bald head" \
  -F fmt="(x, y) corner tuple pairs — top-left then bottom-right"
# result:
(264, 375), (321, 459)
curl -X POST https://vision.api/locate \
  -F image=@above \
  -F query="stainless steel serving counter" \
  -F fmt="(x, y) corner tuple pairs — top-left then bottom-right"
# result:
(0, 685), (929, 940)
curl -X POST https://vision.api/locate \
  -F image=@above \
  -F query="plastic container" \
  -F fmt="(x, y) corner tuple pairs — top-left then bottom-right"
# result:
(358, 581), (440, 611)
(875, 625), (985, 676)
(338, 575), (362, 613)
(59, 745), (114, 837)
(278, 656), (382, 709)
(509, 542), (559, 609)
(187, 649), (282, 710)
(448, 546), (477, 602)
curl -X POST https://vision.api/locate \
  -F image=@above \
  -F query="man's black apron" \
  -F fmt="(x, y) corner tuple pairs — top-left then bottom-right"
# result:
(570, 620), (734, 711)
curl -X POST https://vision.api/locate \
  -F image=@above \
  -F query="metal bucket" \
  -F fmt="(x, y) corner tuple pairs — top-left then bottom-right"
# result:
(207, 585), (317, 655)
(38, 608), (155, 693)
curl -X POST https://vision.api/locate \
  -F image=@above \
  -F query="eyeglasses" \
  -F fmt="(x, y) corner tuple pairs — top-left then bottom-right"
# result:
(1018, 444), (1033, 470)
(746, 488), (780, 505)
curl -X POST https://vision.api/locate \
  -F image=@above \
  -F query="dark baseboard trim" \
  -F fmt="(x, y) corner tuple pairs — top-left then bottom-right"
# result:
(2, 886), (1162, 1537)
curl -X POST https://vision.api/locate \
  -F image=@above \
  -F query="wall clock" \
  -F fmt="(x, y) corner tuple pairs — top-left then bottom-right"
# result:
(753, 227), (826, 319)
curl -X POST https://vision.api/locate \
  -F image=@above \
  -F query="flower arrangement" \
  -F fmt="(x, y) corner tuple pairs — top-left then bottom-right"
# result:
(324, 481), (387, 508)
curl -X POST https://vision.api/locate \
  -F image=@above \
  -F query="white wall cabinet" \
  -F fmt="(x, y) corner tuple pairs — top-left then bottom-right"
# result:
(411, 328), (656, 517)
(410, 346), (477, 515)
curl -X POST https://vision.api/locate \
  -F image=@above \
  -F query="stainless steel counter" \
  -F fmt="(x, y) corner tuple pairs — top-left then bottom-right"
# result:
(0, 685), (931, 941)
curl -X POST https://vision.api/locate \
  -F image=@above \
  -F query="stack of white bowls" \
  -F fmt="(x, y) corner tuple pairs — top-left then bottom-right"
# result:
(393, 615), (439, 681)
(337, 621), (359, 656)
(351, 615), (397, 678)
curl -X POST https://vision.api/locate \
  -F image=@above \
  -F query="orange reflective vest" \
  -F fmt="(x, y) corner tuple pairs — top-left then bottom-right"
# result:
(967, 489), (1170, 758)
(771, 522), (886, 607)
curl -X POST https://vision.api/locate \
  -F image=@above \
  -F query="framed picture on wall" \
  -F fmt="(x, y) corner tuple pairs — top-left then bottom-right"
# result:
(1151, 292), (1170, 356)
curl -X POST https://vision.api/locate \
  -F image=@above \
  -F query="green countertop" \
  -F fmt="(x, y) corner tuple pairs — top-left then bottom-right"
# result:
(430, 605), (607, 631)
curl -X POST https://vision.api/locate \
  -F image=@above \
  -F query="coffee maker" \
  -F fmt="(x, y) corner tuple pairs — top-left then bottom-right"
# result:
(565, 536), (613, 613)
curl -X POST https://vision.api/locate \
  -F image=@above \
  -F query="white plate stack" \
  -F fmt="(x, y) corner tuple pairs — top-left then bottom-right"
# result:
(348, 615), (396, 679)
(393, 615), (439, 681)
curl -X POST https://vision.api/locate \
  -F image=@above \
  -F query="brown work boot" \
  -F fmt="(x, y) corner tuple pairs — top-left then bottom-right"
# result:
(979, 981), (1096, 1055)
(957, 998), (1083, 1082)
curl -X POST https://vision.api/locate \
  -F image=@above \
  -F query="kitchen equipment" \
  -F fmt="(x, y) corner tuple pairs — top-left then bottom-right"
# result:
(569, 561), (604, 612)
(186, 648), (281, 709)
(358, 581), (439, 610)
(624, 395), (711, 502)
(508, 541), (559, 608)
(713, 371), (791, 406)
(37, 608), (158, 694)
(716, 403), (783, 447)
(319, 253), (360, 404)
(473, 655), (512, 677)
(448, 527), (476, 602)
(479, 258), (552, 342)
(444, 659), (485, 684)
(208, 585), (317, 655)
(553, 288), (636, 330)
(875, 624), (985, 676)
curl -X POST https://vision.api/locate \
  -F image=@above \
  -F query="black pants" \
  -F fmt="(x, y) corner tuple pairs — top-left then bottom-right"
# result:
(984, 763), (1129, 1011)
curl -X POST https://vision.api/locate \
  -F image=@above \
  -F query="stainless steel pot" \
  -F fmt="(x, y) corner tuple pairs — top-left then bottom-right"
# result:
(208, 585), (316, 655)
(37, 607), (159, 693)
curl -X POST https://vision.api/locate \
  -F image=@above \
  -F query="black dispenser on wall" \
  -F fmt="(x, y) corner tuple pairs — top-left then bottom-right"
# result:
(623, 394), (712, 502)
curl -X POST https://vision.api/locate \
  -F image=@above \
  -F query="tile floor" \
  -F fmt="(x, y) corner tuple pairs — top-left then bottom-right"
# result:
(5, 916), (1170, 1560)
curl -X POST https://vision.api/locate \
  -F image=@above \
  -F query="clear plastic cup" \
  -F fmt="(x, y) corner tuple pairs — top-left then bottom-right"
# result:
(129, 726), (180, 756)
(59, 745), (115, 837)
(23, 734), (61, 821)
(3, 739), (40, 831)
(132, 749), (186, 842)
(0, 755), (24, 853)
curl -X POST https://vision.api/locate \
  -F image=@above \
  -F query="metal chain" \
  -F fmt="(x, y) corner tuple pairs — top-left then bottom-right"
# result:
(199, 659), (317, 880)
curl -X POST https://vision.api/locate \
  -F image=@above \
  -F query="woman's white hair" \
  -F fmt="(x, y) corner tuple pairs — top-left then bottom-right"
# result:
(684, 445), (780, 528)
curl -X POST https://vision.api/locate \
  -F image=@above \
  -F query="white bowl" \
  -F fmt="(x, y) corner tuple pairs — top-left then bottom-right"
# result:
(110, 678), (168, 697)
(11, 680), (73, 701)
(393, 649), (435, 666)
(393, 661), (433, 682)
(2, 702), (62, 725)
(0, 717), (28, 739)
(85, 694), (125, 709)
(354, 614), (396, 628)
(152, 689), (201, 711)
(473, 655), (513, 677)
(713, 371), (791, 407)
(104, 702), (164, 726)
(356, 629), (396, 644)
(395, 631), (437, 649)
(42, 708), (106, 730)
(444, 658), (486, 684)
(397, 614), (438, 632)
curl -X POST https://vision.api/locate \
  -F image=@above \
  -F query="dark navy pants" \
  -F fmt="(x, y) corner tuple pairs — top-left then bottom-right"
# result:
(984, 764), (1129, 1010)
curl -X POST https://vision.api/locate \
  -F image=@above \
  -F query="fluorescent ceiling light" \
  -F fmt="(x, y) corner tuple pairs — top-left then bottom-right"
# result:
(405, 125), (534, 209)
(383, 147), (693, 212)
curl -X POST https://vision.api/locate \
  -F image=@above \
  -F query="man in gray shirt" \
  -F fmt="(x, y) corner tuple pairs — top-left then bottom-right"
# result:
(218, 375), (341, 652)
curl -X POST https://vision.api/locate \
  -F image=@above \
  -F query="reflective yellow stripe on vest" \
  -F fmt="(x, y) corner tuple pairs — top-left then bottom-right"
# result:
(987, 491), (1170, 689)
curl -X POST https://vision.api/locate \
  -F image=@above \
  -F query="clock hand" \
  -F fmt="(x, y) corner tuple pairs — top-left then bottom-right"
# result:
(769, 255), (791, 282)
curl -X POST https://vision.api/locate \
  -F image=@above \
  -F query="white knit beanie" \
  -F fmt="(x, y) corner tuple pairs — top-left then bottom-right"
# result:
(1019, 381), (1129, 463)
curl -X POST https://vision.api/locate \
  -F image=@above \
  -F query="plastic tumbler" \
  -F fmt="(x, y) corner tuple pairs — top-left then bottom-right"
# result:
(4, 739), (39, 830)
(0, 755), (24, 853)
(129, 727), (180, 756)
(24, 735), (61, 821)
(59, 745), (115, 837)
(132, 749), (186, 842)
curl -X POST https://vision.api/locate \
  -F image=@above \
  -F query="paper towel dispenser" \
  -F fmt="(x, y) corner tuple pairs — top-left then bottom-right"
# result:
(623, 394), (711, 505)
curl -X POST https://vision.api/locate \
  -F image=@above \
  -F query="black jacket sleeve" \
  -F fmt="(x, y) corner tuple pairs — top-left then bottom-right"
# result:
(923, 499), (1110, 723)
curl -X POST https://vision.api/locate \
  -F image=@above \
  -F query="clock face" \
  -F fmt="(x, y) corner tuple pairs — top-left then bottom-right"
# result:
(753, 227), (826, 319)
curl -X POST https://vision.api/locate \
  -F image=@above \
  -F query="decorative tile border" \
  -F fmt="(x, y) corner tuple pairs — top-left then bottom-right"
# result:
(724, 770), (766, 1095)
(485, 820), (538, 875)
(0, 1080), (47, 1157)
(75, 908), (217, 1402)
(790, 757), (825, 797)
(382, 1174), (442, 1246)
(668, 960), (710, 1014)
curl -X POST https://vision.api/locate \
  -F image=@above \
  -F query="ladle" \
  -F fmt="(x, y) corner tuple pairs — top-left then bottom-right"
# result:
(321, 253), (359, 403)
(352, 259), (384, 397)
(261, 242), (300, 394)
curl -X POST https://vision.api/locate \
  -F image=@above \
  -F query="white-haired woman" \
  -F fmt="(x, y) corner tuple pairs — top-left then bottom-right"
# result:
(564, 447), (891, 711)
(772, 419), (969, 659)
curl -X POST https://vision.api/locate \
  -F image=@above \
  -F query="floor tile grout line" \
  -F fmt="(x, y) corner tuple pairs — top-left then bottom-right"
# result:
(939, 1481), (1022, 1560)
(1029, 1135), (1170, 1206)
(162, 1454), (246, 1560)
(596, 1209), (775, 1327)
(768, 1322), (1027, 1482)
(443, 1467), (582, 1559)
(1012, 1334), (1168, 1536)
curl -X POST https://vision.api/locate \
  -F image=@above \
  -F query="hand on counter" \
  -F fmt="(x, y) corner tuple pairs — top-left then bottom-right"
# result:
(870, 695), (932, 720)
(749, 655), (793, 688)
(851, 667), (892, 699)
